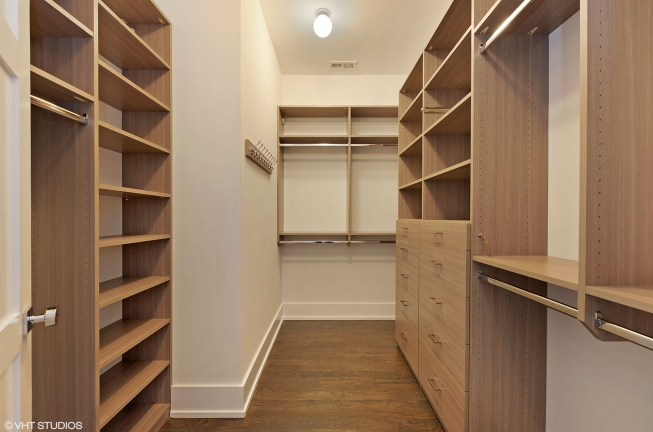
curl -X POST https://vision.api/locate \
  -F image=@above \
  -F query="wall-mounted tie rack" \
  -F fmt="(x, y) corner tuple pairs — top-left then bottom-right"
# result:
(245, 139), (276, 174)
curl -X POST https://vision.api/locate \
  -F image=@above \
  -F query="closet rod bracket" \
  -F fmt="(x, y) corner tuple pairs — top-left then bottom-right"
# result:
(595, 312), (653, 352)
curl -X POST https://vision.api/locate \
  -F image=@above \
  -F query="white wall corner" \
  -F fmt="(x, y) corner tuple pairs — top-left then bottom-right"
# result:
(283, 303), (395, 320)
(171, 305), (284, 418)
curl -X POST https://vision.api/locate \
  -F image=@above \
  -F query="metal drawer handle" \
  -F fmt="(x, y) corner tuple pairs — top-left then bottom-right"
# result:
(428, 378), (443, 392)
(400, 300), (409, 307)
(400, 273), (409, 279)
(429, 260), (443, 267)
(428, 334), (442, 344)
(399, 332), (408, 340)
(400, 247), (410, 252)
(429, 231), (444, 244)
(429, 296), (443, 305)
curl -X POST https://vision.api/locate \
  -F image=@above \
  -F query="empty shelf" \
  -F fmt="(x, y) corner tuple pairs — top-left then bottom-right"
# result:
(99, 360), (169, 428)
(399, 134), (423, 156)
(350, 136), (399, 145)
(424, 94), (471, 136)
(475, 0), (580, 37)
(102, 0), (169, 25)
(99, 61), (170, 112)
(400, 90), (423, 122)
(279, 106), (349, 118)
(30, 66), (94, 103)
(98, 1), (170, 70)
(350, 106), (398, 118)
(424, 160), (471, 181)
(100, 184), (170, 199)
(99, 121), (169, 154)
(101, 403), (169, 432)
(425, 0), (471, 50)
(586, 286), (653, 315)
(473, 255), (578, 291)
(99, 276), (171, 309)
(279, 136), (348, 145)
(30, 0), (93, 38)
(399, 178), (423, 191)
(425, 29), (472, 91)
(99, 234), (170, 248)
(99, 319), (170, 369)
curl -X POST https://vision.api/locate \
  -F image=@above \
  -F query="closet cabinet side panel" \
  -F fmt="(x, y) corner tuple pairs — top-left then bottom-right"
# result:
(471, 34), (549, 257)
(31, 103), (97, 428)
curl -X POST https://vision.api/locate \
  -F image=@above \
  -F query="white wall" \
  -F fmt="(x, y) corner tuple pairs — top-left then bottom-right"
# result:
(281, 74), (402, 319)
(546, 13), (653, 431)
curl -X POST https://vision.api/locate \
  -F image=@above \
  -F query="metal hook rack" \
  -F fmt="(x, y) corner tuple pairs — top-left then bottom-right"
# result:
(245, 139), (277, 174)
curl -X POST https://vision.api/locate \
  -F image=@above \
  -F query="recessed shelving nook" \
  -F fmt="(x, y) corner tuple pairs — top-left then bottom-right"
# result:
(278, 105), (398, 245)
(29, 0), (172, 430)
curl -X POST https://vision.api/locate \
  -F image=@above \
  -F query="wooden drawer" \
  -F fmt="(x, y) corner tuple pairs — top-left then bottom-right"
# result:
(396, 284), (419, 330)
(420, 220), (470, 251)
(419, 305), (467, 390)
(419, 342), (465, 432)
(395, 307), (418, 374)
(396, 241), (420, 269)
(420, 245), (470, 297)
(396, 260), (418, 300)
(419, 275), (468, 344)
(397, 219), (420, 245)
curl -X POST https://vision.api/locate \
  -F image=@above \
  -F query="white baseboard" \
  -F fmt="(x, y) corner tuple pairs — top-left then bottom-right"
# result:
(170, 305), (283, 418)
(282, 303), (395, 320)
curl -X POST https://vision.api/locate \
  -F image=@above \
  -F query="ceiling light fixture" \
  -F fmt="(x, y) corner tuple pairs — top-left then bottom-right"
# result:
(314, 8), (332, 38)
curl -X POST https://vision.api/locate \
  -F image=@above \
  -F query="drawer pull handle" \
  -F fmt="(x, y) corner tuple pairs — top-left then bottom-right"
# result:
(400, 247), (410, 252)
(428, 378), (443, 392)
(429, 231), (444, 244)
(429, 296), (443, 305)
(428, 334), (442, 344)
(399, 332), (408, 340)
(402, 227), (409, 231)
(400, 300), (409, 307)
(399, 273), (409, 279)
(429, 260), (443, 274)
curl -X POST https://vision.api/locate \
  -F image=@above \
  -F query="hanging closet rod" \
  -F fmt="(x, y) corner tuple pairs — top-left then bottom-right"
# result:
(351, 144), (398, 147)
(595, 313), (653, 352)
(30, 95), (88, 124)
(280, 143), (348, 147)
(479, 0), (534, 54)
(421, 107), (450, 114)
(477, 273), (577, 317)
(279, 240), (396, 245)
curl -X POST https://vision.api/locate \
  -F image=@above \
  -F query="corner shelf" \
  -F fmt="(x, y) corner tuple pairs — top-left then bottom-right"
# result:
(101, 0), (169, 25)
(99, 121), (170, 154)
(30, 66), (94, 103)
(425, 29), (472, 91)
(99, 360), (169, 428)
(98, 1), (170, 70)
(99, 319), (170, 369)
(474, 0), (580, 37)
(99, 61), (170, 112)
(473, 255), (579, 291)
(586, 286), (653, 315)
(100, 184), (170, 199)
(424, 93), (471, 136)
(424, 159), (471, 181)
(99, 276), (171, 309)
(101, 403), (170, 432)
(30, 0), (93, 38)
(99, 234), (171, 248)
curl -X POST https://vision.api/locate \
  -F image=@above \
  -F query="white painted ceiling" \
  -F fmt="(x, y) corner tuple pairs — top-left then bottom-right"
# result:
(259, 0), (454, 75)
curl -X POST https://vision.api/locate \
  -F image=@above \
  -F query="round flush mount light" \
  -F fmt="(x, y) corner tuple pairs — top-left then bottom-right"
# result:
(314, 8), (332, 38)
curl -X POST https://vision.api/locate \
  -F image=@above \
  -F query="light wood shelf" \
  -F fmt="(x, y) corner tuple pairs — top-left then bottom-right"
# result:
(399, 134), (423, 156)
(474, 0), (579, 37)
(99, 61), (170, 112)
(99, 276), (171, 309)
(350, 231), (396, 236)
(30, 0), (93, 38)
(99, 234), (171, 248)
(425, 29), (472, 90)
(30, 66), (94, 103)
(101, 403), (170, 432)
(98, 1), (170, 70)
(424, 93), (471, 136)
(99, 360), (169, 428)
(351, 135), (398, 145)
(279, 136), (348, 145)
(99, 121), (169, 154)
(102, 0), (169, 24)
(424, 159), (471, 181)
(399, 178), (423, 191)
(99, 319), (170, 369)
(400, 90), (424, 122)
(586, 286), (653, 315)
(350, 106), (398, 118)
(473, 255), (579, 291)
(424, 0), (471, 51)
(100, 184), (170, 199)
(279, 106), (349, 118)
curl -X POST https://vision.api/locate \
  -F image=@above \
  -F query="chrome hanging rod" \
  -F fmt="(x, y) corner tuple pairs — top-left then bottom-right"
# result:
(421, 107), (450, 114)
(280, 143), (348, 147)
(279, 240), (396, 245)
(595, 313), (653, 352)
(479, 0), (534, 54)
(30, 95), (88, 124)
(350, 144), (398, 147)
(477, 273), (577, 317)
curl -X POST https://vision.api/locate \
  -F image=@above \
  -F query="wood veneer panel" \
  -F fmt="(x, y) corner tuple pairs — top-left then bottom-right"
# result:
(472, 34), (548, 256)
(424, 94), (471, 136)
(399, 134), (423, 156)
(31, 102), (96, 428)
(423, 160), (471, 182)
(399, 189), (423, 220)
(473, 255), (578, 291)
(102, 0), (170, 24)
(123, 112), (171, 150)
(586, 286), (653, 316)
(30, 37), (95, 95)
(350, 106), (398, 118)
(423, 90), (468, 132)
(132, 24), (172, 66)
(583, 295), (653, 342)
(400, 91), (424, 122)
(470, 264), (546, 431)
(279, 136), (348, 145)
(99, 361), (169, 427)
(99, 276), (170, 308)
(279, 106), (349, 118)
(30, 66), (94, 103)
(424, 135), (470, 176)
(102, 403), (170, 432)
(350, 136), (398, 145)
(399, 123), (422, 154)
(100, 184), (171, 198)
(123, 69), (171, 107)
(99, 234), (170, 248)
(98, 1), (170, 70)
(426, 0), (472, 50)
(399, 155), (422, 187)
(99, 121), (170, 154)
(99, 319), (170, 369)
(30, 0), (93, 38)
(425, 30), (472, 91)
(99, 61), (170, 112)
(423, 179), (470, 221)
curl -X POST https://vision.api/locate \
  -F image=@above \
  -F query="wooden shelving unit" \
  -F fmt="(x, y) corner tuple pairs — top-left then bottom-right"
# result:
(425, 29), (472, 90)
(278, 105), (398, 244)
(473, 255), (578, 291)
(424, 93), (471, 136)
(29, 1), (172, 430)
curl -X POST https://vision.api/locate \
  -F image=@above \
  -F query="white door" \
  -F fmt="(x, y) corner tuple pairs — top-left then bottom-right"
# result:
(0, 0), (32, 429)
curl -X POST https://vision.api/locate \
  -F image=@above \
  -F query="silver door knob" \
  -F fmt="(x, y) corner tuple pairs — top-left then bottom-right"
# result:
(26, 307), (58, 333)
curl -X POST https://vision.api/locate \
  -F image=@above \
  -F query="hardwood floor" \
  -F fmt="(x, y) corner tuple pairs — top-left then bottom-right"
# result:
(162, 320), (443, 431)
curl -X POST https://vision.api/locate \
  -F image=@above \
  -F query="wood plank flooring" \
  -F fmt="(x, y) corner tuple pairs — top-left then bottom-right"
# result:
(162, 320), (443, 431)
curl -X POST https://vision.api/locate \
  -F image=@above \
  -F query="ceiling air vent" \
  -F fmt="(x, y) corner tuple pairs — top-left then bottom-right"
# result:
(329, 61), (357, 70)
